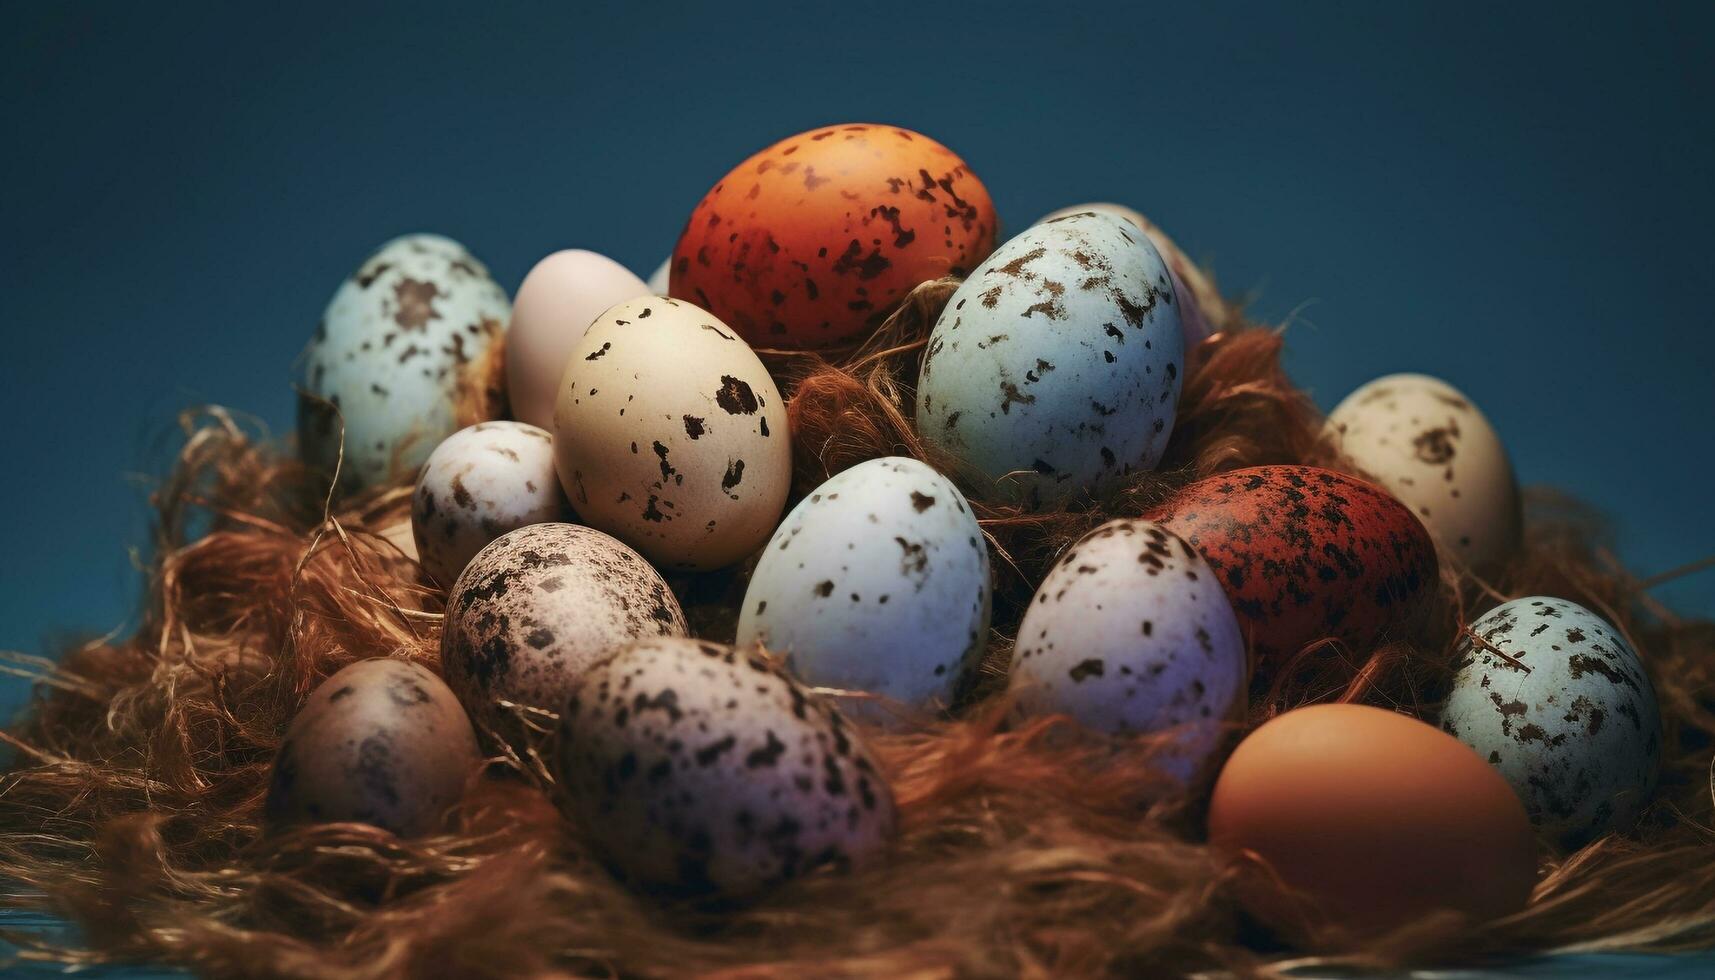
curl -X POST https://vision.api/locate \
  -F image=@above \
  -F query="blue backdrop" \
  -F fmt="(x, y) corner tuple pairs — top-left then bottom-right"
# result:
(2, 2), (1711, 699)
(3, 4), (1714, 975)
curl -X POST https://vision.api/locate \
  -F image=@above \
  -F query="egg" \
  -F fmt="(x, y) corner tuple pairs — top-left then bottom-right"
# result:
(1208, 704), (1537, 942)
(1007, 519), (1245, 782)
(411, 421), (568, 587)
(1441, 596), (1661, 847)
(916, 211), (1184, 507)
(645, 256), (671, 294)
(670, 123), (998, 349)
(299, 234), (511, 490)
(264, 658), (480, 837)
(440, 523), (688, 744)
(1145, 466), (1439, 672)
(376, 519), (420, 563)
(1037, 203), (1219, 347)
(735, 457), (990, 719)
(1326, 373), (1521, 569)
(552, 296), (790, 571)
(505, 249), (651, 430)
(555, 637), (896, 896)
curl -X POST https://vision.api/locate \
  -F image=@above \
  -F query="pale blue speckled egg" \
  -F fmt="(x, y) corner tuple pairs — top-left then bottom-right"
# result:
(914, 211), (1184, 508)
(1441, 596), (1662, 847)
(299, 234), (511, 490)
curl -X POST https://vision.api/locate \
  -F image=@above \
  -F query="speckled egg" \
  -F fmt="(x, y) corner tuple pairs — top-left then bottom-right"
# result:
(1008, 519), (1245, 782)
(555, 637), (896, 896)
(411, 421), (568, 587)
(645, 256), (671, 294)
(1038, 203), (1220, 346)
(735, 457), (991, 719)
(299, 234), (511, 490)
(552, 296), (790, 571)
(264, 658), (480, 837)
(1442, 596), (1661, 847)
(441, 523), (688, 744)
(505, 249), (651, 430)
(1144, 466), (1439, 670)
(1326, 373), (1521, 569)
(670, 123), (998, 348)
(916, 211), (1184, 507)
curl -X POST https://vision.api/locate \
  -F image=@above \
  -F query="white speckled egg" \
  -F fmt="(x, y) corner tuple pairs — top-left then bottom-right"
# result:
(555, 637), (896, 896)
(1326, 373), (1521, 568)
(441, 523), (688, 745)
(264, 658), (480, 837)
(735, 457), (990, 719)
(412, 421), (568, 587)
(1038, 203), (1219, 346)
(915, 212), (1184, 508)
(553, 296), (790, 571)
(1442, 596), (1662, 847)
(1008, 519), (1245, 782)
(505, 249), (651, 430)
(299, 234), (511, 490)
(645, 256), (671, 294)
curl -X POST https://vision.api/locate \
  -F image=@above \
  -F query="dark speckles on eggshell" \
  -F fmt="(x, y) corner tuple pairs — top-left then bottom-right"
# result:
(1144, 465), (1438, 672)
(553, 637), (896, 897)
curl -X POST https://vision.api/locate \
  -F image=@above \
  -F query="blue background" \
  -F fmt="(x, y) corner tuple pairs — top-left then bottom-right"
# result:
(2, 2), (1714, 973)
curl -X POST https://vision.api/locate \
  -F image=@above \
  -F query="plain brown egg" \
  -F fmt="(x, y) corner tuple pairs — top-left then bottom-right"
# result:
(1206, 703), (1537, 945)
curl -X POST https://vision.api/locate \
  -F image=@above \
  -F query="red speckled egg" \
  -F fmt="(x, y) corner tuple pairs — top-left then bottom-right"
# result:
(670, 124), (998, 349)
(1143, 466), (1438, 668)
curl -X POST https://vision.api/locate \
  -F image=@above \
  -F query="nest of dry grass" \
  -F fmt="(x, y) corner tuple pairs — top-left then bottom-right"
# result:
(2, 279), (1712, 978)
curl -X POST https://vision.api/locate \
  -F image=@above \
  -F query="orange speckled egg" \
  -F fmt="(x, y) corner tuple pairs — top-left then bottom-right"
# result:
(670, 124), (998, 349)
(1207, 704), (1537, 945)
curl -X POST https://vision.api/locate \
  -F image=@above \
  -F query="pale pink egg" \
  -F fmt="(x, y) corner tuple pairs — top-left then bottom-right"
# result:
(505, 250), (651, 429)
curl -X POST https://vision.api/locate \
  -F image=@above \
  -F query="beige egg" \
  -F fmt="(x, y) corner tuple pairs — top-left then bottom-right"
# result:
(1038, 202), (1226, 340)
(264, 658), (480, 837)
(552, 297), (790, 571)
(440, 522), (688, 746)
(505, 250), (651, 430)
(1325, 373), (1521, 568)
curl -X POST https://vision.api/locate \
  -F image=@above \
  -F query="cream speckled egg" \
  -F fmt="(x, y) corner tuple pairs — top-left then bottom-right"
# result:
(645, 256), (671, 294)
(916, 212), (1184, 508)
(1326, 373), (1521, 568)
(1038, 202), (1223, 344)
(552, 297), (790, 571)
(264, 658), (480, 837)
(1008, 519), (1245, 782)
(505, 250), (651, 430)
(441, 523), (688, 745)
(299, 234), (510, 490)
(411, 421), (568, 587)
(735, 457), (991, 720)
(555, 637), (896, 896)
(1442, 596), (1661, 847)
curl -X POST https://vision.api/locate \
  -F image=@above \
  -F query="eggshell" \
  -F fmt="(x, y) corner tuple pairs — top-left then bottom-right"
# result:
(555, 637), (896, 896)
(299, 234), (511, 490)
(440, 523), (688, 744)
(916, 211), (1184, 507)
(1326, 373), (1521, 568)
(1037, 203), (1218, 346)
(1442, 596), (1661, 847)
(1208, 704), (1537, 942)
(735, 457), (991, 719)
(645, 256), (671, 294)
(505, 250), (651, 430)
(264, 658), (480, 837)
(1008, 519), (1245, 782)
(670, 123), (998, 348)
(552, 296), (790, 571)
(411, 421), (568, 587)
(1144, 466), (1439, 670)
(376, 519), (420, 562)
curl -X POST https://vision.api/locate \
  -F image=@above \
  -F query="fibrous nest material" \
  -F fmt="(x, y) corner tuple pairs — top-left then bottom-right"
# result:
(1, 279), (1713, 979)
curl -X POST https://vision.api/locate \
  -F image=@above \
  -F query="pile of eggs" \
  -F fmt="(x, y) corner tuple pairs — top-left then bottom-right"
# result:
(268, 123), (1663, 938)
